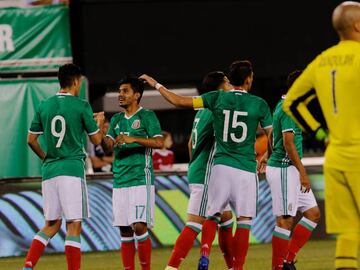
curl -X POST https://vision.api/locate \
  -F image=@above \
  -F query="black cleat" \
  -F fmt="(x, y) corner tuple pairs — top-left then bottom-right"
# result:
(283, 261), (297, 270)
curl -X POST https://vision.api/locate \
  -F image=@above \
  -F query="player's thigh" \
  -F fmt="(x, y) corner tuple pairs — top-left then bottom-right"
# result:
(128, 185), (155, 228)
(188, 184), (207, 217)
(230, 168), (258, 218)
(324, 167), (360, 233)
(207, 164), (232, 216)
(113, 187), (130, 227)
(58, 176), (89, 220)
(42, 177), (62, 220)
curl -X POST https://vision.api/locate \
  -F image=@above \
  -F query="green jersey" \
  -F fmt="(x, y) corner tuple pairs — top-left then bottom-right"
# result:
(29, 93), (99, 180)
(107, 107), (162, 188)
(268, 98), (303, 167)
(200, 90), (272, 173)
(188, 109), (215, 184)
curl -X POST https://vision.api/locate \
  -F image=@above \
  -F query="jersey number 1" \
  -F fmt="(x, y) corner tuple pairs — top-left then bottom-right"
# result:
(51, 115), (66, 148)
(223, 110), (248, 143)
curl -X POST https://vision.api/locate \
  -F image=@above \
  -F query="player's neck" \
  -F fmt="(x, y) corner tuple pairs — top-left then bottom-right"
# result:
(234, 86), (248, 92)
(59, 88), (76, 95)
(124, 103), (141, 117)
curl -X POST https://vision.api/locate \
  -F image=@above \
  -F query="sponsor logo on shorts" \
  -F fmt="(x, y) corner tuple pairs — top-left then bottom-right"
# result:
(288, 203), (293, 212)
(132, 120), (140, 129)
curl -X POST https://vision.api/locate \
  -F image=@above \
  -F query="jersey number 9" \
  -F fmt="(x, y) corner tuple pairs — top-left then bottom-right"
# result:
(51, 115), (66, 148)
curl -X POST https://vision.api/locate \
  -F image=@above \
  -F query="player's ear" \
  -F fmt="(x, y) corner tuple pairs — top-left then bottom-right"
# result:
(135, 92), (141, 103)
(354, 21), (360, 33)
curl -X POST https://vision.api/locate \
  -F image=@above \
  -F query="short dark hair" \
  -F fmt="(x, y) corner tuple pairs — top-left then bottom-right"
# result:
(58, 63), (82, 89)
(229, 60), (253, 86)
(118, 75), (145, 103)
(200, 71), (226, 94)
(286, 70), (302, 89)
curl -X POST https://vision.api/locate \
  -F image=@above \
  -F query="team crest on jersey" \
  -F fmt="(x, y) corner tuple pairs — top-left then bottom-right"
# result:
(131, 119), (141, 129)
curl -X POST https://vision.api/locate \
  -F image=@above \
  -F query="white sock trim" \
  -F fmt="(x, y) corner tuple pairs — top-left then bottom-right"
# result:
(237, 220), (252, 226)
(121, 236), (135, 242)
(65, 240), (81, 249)
(274, 226), (291, 237)
(34, 235), (49, 246)
(300, 217), (317, 229)
(186, 221), (202, 231)
(135, 232), (149, 241)
(220, 219), (233, 227)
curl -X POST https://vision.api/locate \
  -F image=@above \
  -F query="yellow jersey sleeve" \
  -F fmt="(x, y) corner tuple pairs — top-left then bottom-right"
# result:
(192, 96), (204, 109)
(282, 58), (321, 134)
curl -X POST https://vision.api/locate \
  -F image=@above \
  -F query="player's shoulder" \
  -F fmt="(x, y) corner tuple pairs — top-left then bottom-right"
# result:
(111, 112), (125, 122)
(139, 108), (158, 118)
(249, 94), (269, 107)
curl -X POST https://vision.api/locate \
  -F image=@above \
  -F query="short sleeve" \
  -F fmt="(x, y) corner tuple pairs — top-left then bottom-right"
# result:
(29, 104), (43, 134)
(281, 113), (297, 133)
(82, 102), (99, 135)
(106, 115), (118, 142)
(259, 100), (273, 128)
(201, 91), (220, 111)
(145, 111), (162, 138)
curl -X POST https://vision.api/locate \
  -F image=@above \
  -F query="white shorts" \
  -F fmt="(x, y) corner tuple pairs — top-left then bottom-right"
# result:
(266, 165), (318, 217)
(188, 184), (231, 217)
(207, 164), (258, 218)
(42, 176), (90, 221)
(113, 185), (155, 228)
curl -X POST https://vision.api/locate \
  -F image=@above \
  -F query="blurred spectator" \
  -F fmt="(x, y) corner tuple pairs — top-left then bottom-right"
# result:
(153, 131), (175, 171)
(255, 125), (268, 161)
(88, 118), (114, 173)
(0, 0), (69, 7)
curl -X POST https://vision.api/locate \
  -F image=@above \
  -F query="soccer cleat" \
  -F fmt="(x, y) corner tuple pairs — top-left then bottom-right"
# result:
(164, 266), (178, 270)
(22, 268), (32, 270)
(197, 255), (209, 270)
(283, 261), (297, 270)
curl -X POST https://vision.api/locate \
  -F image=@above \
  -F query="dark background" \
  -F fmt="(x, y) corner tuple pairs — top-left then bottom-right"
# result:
(69, 0), (341, 162)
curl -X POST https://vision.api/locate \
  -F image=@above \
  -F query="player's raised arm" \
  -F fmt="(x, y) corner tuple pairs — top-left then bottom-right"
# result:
(139, 74), (196, 108)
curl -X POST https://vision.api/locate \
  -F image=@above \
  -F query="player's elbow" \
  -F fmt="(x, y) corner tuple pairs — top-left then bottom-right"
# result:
(27, 133), (37, 146)
(90, 133), (102, 145)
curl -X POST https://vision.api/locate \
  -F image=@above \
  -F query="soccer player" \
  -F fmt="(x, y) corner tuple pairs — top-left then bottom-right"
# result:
(266, 70), (320, 270)
(140, 60), (273, 270)
(24, 63), (104, 270)
(101, 76), (164, 270)
(283, 2), (360, 269)
(164, 71), (234, 270)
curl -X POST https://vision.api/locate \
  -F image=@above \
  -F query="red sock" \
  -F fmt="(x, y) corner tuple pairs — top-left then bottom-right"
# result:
(200, 217), (220, 257)
(272, 226), (290, 270)
(121, 237), (136, 270)
(24, 231), (50, 268)
(65, 236), (81, 270)
(167, 223), (201, 268)
(285, 217), (317, 263)
(136, 232), (152, 270)
(233, 221), (251, 270)
(218, 220), (234, 269)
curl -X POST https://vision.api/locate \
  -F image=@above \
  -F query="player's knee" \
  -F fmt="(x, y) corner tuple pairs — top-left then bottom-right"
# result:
(277, 215), (293, 230)
(220, 211), (233, 223)
(66, 220), (82, 236)
(304, 206), (321, 224)
(119, 226), (134, 237)
(43, 219), (62, 237)
(133, 222), (148, 236)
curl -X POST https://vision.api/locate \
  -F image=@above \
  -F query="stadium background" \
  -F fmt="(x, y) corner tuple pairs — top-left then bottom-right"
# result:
(0, 0), (342, 264)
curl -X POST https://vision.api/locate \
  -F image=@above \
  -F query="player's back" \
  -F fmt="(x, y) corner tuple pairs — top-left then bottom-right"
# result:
(210, 90), (272, 173)
(188, 109), (215, 184)
(36, 93), (96, 179)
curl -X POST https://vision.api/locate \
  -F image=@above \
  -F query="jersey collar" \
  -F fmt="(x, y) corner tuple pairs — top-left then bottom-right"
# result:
(124, 106), (143, 119)
(230, 89), (248, 94)
(56, 92), (73, 96)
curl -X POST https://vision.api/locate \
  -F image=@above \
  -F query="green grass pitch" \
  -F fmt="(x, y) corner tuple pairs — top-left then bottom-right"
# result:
(0, 240), (338, 270)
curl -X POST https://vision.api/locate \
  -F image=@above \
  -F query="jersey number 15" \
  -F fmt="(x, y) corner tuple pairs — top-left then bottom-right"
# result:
(223, 110), (248, 143)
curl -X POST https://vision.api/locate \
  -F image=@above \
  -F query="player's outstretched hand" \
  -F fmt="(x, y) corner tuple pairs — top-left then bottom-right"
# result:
(139, 74), (158, 88)
(300, 172), (311, 193)
(257, 152), (268, 174)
